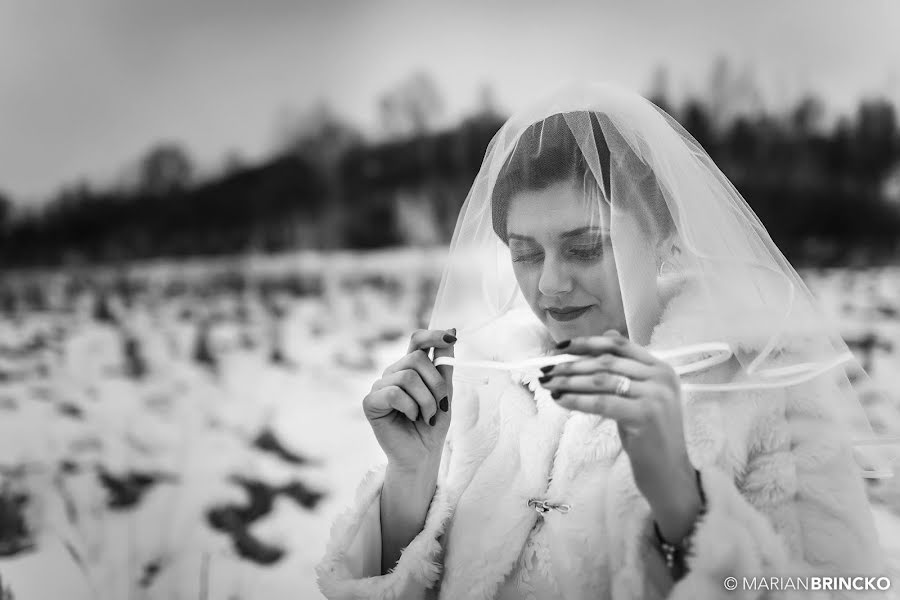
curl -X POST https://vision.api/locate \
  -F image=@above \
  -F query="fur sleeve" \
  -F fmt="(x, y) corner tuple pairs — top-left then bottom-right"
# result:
(666, 382), (892, 600)
(315, 443), (456, 600)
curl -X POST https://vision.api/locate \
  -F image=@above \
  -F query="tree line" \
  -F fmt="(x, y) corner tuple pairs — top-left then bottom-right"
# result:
(1, 68), (899, 268)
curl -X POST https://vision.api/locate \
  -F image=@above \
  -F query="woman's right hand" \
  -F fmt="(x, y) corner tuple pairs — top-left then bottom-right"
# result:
(363, 328), (456, 475)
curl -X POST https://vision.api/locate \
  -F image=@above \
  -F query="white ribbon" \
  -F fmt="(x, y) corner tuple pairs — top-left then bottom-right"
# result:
(433, 342), (733, 376)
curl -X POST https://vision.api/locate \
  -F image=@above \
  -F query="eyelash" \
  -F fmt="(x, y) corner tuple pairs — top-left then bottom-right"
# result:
(512, 244), (604, 263)
(568, 245), (604, 260)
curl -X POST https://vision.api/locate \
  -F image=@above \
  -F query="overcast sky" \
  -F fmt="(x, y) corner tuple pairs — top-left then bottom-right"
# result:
(2, 0), (899, 203)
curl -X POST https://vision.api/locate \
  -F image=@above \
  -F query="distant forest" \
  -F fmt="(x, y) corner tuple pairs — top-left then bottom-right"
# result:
(1, 65), (899, 268)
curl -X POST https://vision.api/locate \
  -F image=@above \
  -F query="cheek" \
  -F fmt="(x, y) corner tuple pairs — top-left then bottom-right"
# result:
(577, 258), (620, 301)
(511, 263), (541, 302)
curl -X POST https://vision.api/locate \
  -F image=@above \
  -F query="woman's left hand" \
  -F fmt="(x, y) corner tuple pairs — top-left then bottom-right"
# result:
(540, 329), (703, 542)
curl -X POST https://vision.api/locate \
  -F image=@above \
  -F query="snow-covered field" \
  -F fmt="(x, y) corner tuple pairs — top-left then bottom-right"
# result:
(2, 250), (900, 599)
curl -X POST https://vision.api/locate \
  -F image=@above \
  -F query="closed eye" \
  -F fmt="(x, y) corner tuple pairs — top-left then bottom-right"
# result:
(512, 250), (544, 263)
(567, 243), (604, 260)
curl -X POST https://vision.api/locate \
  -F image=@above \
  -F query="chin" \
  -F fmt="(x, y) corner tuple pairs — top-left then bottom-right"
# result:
(545, 317), (599, 340)
(547, 317), (620, 341)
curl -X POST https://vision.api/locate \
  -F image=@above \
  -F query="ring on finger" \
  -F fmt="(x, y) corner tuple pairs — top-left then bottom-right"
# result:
(614, 375), (632, 397)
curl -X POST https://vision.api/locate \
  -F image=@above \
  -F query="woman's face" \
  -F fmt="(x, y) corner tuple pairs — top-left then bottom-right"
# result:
(506, 180), (629, 342)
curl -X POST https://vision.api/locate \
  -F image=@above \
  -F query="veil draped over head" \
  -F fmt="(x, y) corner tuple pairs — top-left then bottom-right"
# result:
(428, 81), (899, 478)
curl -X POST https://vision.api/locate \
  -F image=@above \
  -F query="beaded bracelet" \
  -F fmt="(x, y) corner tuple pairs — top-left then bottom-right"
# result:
(652, 468), (707, 582)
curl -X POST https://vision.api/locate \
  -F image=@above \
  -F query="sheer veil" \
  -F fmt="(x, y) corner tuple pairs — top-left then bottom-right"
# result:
(428, 81), (899, 478)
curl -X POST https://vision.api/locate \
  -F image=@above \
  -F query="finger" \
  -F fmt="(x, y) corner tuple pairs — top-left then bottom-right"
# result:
(374, 370), (439, 424)
(554, 332), (657, 365)
(383, 350), (448, 403)
(542, 355), (654, 379)
(363, 386), (419, 422)
(542, 373), (652, 397)
(407, 328), (457, 354)
(552, 392), (644, 423)
(433, 327), (455, 412)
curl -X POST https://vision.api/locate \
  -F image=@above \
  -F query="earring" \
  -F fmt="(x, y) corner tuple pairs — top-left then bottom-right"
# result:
(658, 243), (682, 276)
(658, 254), (682, 276)
(658, 259), (673, 277)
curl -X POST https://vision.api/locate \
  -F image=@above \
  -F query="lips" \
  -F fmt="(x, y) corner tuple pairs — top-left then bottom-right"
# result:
(545, 305), (593, 322)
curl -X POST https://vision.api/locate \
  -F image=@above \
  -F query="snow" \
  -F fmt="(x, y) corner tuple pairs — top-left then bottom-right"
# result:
(1, 251), (900, 599)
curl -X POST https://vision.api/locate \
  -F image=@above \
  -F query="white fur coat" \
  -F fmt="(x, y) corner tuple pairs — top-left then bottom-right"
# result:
(315, 280), (893, 600)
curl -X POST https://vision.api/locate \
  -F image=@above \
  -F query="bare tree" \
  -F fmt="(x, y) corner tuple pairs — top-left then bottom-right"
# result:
(706, 57), (763, 132)
(138, 143), (194, 196)
(378, 71), (445, 138)
(273, 102), (363, 170)
(790, 96), (825, 136)
(0, 191), (11, 230)
(647, 66), (673, 113)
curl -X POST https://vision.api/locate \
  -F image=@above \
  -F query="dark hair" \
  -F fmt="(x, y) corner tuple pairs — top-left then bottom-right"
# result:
(490, 111), (675, 245)
(491, 112), (611, 244)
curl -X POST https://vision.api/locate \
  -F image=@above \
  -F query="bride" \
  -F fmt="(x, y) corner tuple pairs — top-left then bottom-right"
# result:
(316, 82), (893, 599)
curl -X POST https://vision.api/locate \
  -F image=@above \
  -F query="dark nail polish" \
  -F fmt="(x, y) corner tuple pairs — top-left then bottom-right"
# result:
(443, 334), (457, 343)
(439, 397), (448, 412)
(540, 365), (555, 374)
(429, 415), (437, 426)
(555, 340), (571, 349)
(551, 391), (562, 400)
(538, 375), (553, 384)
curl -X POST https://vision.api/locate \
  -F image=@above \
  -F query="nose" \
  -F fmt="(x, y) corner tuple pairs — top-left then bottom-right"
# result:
(538, 255), (574, 297)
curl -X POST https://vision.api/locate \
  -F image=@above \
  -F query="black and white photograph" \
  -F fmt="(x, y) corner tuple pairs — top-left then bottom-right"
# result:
(2, 1), (900, 598)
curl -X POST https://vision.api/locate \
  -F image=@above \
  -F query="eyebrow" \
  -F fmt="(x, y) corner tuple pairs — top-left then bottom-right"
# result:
(508, 226), (608, 242)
